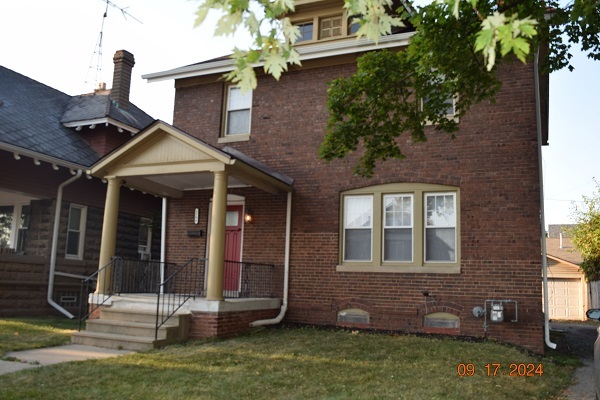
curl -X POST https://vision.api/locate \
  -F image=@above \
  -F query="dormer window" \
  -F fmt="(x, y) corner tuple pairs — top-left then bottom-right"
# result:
(319, 15), (342, 39)
(296, 21), (314, 42)
(292, 9), (353, 44)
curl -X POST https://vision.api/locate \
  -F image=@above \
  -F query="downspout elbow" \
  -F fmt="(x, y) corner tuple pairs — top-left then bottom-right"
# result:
(48, 169), (83, 319)
(250, 191), (292, 327)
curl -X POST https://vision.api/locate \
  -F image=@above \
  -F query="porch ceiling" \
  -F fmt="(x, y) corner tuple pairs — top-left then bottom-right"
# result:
(88, 121), (293, 198)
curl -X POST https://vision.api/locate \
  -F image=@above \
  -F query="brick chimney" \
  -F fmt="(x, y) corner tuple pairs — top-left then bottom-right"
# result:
(111, 50), (135, 110)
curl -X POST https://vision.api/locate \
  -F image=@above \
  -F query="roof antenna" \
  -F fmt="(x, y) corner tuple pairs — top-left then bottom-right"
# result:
(84, 0), (142, 93)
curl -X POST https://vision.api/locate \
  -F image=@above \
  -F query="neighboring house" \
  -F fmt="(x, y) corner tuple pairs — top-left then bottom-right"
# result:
(77, 1), (550, 354)
(546, 224), (587, 321)
(0, 50), (161, 317)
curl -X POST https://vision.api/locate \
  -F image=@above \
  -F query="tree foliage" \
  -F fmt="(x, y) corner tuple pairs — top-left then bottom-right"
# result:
(194, 0), (600, 175)
(570, 180), (600, 282)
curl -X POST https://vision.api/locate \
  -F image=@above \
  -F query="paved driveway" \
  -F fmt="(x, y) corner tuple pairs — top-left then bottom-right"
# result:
(551, 322), (597, 400)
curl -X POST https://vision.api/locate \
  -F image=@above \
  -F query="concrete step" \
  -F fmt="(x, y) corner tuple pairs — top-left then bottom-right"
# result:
(71, 331), (155, 352)
(100, 308), (182, 325)
(75, 296), (191, 351)
(85, 319), (169, 340)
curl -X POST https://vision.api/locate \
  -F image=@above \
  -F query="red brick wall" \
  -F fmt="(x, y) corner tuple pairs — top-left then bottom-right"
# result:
(172, 58), (544, 353)
(189, 309), (280, 338)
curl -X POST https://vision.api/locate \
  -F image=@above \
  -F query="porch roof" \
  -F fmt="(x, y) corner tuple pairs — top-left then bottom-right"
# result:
(88, 120), (294, 197)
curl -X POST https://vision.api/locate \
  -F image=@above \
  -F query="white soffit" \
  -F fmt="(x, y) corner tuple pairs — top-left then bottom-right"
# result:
(143, 32), (414, 82)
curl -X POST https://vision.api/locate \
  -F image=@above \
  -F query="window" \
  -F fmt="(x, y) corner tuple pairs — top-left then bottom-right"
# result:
(348, 17), (360, 35)
(0, 204), (30, 253)
(338, 183), (460, 273)
(383, 194), (413, 262)
(224, 86), (252, 136)
(425, 193), (456, 262)
(65, 204), (86, 259)
(138, 218), (153, 260)
(296, 22), (314, 42)
(421, 95), (456, 117)
(320, 15), (342, 39)
(343, 196), (372, 261)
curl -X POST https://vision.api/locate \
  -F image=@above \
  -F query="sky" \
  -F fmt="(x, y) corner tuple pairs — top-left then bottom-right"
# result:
(1, 0), (598, 227)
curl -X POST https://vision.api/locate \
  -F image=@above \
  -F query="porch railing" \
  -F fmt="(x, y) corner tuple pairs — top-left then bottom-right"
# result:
(155, 257), (204, 339)
(224, 260), (275, 298)
(79, 257), (278, 335)
(78, 257), (121, 331)
(78, 258), (177, 331)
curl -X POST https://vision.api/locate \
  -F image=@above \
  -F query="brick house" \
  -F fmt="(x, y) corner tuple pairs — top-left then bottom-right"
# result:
(0, 50), (161, 317)
(76, 2), (550, 353)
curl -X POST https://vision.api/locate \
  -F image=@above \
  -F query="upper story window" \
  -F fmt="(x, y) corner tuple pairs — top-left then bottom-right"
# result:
(320, 15), (342, 39)
(65, 204), (87, 260)
(348, 17), (360, 35)
(422, 95), (456, 118)
(338, 183), (460, 274)
(293, 10), (356, 44)
(296, 21), (314, 42)
(224, 86), (252, 136)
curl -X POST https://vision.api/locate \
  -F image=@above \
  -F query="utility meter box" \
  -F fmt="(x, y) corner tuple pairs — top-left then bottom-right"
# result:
(491, 303), (504, 322)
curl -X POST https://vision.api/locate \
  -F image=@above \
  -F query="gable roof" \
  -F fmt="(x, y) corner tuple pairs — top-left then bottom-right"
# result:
(89, 121), (294, 197)
(0, 65), (100, 167)
(546, 237), (583, 265)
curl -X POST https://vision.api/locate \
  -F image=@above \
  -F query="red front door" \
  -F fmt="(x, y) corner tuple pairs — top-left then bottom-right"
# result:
(224, 205), (243, 293)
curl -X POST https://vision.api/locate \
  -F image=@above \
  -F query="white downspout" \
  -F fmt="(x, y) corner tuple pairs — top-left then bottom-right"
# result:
(48, 169), (83, 318)
(535, 48), (557, 349)
(250, 191), (292, 327)
(160, 197), (167, 292)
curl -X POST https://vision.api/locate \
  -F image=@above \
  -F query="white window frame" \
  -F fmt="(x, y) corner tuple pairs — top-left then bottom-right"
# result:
(343, 195), (373, 262)
(338, 183), (460, 274)
(382, 194), (414, 263)
(0, 203), (30, 251)
(424, 192), (457, 263)
(65, 204), (87, 260)
(223, 86), (252, 139)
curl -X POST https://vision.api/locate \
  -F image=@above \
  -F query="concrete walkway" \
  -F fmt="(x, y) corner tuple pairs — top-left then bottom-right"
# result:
(0, 344), (133, 375)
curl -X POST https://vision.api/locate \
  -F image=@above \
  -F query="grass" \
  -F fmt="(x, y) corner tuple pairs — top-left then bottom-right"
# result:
(0, 321), (578, 400)
(0, 317), (78, 357)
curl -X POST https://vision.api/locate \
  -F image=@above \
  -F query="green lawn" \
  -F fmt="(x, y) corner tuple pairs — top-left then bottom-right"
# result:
(0, 317), (78, 357)
(0, 321), (577, 400)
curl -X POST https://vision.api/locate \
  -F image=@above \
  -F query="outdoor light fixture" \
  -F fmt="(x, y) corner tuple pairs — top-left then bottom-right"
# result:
(244, 208), (254, 223)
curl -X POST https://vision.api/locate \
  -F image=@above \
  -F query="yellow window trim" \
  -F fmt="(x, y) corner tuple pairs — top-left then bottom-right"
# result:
(339, 183), (460, 272)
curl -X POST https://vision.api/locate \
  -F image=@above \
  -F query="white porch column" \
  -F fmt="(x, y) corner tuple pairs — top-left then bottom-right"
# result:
(97, 177), (121, 294)
(206, 170), (228, 301)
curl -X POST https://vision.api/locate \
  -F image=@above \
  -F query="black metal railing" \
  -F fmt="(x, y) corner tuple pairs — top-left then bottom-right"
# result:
(155, 258), (205, 339)
(78, 257), (121, 331)
(224, 260), (275, 299)
(79, 258), (176, 331)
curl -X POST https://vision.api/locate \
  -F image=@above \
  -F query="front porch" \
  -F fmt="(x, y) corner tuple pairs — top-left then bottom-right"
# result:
(75, 121), (293, 349)
(73, 258), (283, 350)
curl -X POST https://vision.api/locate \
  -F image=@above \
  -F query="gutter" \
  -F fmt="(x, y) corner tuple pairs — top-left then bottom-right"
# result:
(48, 169), (83, 319)
(250, 191), (292, 327)
(535, 48), (557, 349)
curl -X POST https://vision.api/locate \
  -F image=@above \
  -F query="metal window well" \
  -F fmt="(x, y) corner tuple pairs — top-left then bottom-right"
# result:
(338, 308), (370, 325)
(424, 312), (460, 329)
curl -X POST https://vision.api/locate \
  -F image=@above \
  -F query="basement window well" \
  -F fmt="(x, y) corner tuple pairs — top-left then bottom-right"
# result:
(338, 308), (370, 325)
(424, 312), (460, 329)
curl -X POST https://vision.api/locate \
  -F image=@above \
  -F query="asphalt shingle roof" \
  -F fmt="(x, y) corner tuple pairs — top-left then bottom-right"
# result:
(0, 66), (101, 166)
(0, 66), (154, 167)
(61, 93), (154, 130)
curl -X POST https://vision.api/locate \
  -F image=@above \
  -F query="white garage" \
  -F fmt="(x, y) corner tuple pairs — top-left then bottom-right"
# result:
(546, 255), (587, 321)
